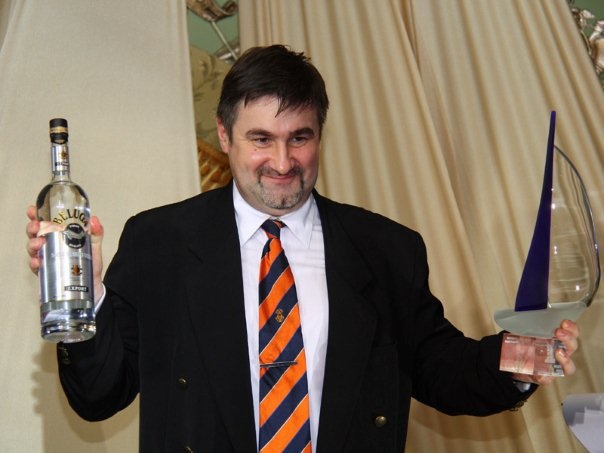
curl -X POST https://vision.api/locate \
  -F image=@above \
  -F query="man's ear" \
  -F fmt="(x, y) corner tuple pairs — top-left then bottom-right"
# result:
(216, 118), (229, 154)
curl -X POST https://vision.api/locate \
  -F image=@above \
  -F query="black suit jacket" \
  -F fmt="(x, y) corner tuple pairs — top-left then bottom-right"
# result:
(58, 183), (530, 452)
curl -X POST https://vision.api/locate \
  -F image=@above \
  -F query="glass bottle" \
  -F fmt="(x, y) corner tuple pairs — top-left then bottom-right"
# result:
(37, 118), (95, 342)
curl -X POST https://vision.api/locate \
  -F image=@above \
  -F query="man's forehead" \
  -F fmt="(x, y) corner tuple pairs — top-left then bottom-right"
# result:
(235, 97), (319, 129)
(238, 96), (316, 116)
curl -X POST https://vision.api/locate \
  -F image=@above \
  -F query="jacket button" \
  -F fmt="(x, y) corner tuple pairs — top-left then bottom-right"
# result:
(178, 378), (188, 389)
(374, 415), (387, 428)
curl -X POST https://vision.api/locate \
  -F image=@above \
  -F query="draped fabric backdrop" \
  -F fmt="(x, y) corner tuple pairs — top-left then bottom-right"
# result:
(239, 0), (603, 452)
(0, 0), (602, 452)
(0, 0), (199, 451)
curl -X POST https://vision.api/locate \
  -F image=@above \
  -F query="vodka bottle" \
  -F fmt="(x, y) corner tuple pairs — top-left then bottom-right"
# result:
(37, 118), (95, 342)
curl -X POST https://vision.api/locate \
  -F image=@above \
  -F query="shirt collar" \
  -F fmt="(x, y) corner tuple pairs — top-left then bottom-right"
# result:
(233, 183), (316, 248)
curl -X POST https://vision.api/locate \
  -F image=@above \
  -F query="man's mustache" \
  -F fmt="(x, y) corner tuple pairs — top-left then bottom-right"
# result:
(257, 166), (303, 178)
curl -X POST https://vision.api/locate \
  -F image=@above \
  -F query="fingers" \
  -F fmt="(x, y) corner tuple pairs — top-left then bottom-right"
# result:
(89, 215), (104, 241)
(26, 235), (45, 258)
(26, 207), (42, 275)
(26, 207), (63, 274)
(529, 347), (576, 385)
(556, 320), (580, 354)
(27, 238), (44, 274)
(510, 319), (580, 387)
(536, 320), (580, 383)
(26, 205), (37, 221)
(554, 320), (579, 377)
(88, 215), (105, 305)
(556, 345), (577, 377)
(26, 206), (68, 275)
(561, 319), (580, 338)
(26, 206), (39, 239)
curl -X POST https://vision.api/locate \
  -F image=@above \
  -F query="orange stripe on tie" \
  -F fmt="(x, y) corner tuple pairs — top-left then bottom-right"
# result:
(260, 304), (301, 363)
(259, 349), (307, 425)
(259, 271), (295, 330)
(260, 394), (311, 453)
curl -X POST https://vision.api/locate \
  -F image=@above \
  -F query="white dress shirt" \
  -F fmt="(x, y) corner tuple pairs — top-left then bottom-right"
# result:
(233, 184), (329, 452)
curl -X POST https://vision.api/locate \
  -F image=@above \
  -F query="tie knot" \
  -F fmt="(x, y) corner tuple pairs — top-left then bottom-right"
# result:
(261, 219), (284, 239)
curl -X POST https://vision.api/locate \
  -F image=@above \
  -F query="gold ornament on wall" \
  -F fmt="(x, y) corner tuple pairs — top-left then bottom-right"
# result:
(569, 1), (604, 89)
(187, 0), (239, 62)
(190, 46), (233, 191)
(197, 138), (232, 191)
(188, 1), (239, 191)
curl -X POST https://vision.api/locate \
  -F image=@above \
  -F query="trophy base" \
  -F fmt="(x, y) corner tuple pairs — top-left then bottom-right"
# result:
(494, 301), (586, 338)
(500, 333), (565, 376)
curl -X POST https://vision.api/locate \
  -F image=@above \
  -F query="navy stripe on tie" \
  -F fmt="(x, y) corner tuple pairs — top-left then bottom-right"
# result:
(285, 418), (312, 453)
(259, 284), (299, 352)
(259, 372), (309, 450)
(262, 219), (282, 238)
(259, 250), (290, 296)
(260, 326), (305, 399)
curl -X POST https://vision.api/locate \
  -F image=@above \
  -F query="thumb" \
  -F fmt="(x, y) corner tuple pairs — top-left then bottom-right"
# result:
(89, 215), (104, 303)
(90, 215), (104, 241)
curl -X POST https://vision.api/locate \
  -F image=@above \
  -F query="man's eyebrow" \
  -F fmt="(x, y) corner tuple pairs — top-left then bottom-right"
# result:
(290, 127), (316, 137)
(245, 128), (273, 138)
(244, 127), (316, 138)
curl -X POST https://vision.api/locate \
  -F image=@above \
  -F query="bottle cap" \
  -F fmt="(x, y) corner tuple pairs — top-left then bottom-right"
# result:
(50, 118), (69, 144)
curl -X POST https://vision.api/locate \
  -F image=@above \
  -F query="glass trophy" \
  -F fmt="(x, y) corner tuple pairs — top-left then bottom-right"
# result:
(495, 111), (600, 376)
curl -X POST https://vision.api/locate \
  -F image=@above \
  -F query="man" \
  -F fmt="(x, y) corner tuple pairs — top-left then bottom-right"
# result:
(27, 45), (579, 452)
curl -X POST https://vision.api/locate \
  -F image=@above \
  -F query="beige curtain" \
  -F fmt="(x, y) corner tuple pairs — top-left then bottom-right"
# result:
(240, 0), (604, 452)
(0, 0), (199, 451)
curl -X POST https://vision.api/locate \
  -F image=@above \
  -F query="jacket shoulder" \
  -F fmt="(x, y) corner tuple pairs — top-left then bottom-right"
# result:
(314, 192), (421, 243)
(133, 185), (231, 221)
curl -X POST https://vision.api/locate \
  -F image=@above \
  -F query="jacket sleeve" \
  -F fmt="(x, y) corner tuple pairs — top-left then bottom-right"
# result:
(57, 216), (140, 421)
(401, 233), (535, 415)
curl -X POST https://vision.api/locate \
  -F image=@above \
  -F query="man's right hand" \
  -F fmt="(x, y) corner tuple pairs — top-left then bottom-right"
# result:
(26, 206), (105, 304)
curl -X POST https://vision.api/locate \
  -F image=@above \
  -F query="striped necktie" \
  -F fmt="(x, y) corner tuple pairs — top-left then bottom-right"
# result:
(258, 219), (312, 453)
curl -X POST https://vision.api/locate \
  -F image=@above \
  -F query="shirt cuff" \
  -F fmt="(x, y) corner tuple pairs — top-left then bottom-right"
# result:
(512, 379), (533, 393)
(94, 284), (106, 314)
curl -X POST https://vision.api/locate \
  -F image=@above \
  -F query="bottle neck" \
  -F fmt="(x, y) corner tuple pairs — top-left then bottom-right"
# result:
(50, 142), (71, 182)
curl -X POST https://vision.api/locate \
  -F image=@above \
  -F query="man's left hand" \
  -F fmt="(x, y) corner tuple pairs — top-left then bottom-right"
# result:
(512, 319), (580, 386)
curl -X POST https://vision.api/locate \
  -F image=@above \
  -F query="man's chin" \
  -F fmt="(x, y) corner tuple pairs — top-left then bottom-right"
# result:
(264, 196), (301, 211)
(256, 189), (306, 212)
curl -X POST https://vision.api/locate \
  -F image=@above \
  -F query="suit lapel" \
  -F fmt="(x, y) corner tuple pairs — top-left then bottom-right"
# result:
(184, 185), (257, 452)
(314, 194), (378, 452)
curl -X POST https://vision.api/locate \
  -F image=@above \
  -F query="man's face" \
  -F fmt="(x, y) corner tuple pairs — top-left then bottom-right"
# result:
(217, 96), (321, 216)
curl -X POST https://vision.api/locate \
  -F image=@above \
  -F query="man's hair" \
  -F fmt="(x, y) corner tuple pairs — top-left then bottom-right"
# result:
(216, 45), (329, 139)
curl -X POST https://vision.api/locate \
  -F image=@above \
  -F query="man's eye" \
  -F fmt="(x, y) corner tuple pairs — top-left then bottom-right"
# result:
(252, 137), (271, 146)
(290, 136), (309, 146)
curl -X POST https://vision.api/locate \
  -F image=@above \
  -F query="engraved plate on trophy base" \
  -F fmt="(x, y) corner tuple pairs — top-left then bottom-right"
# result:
(500, 333), (565, 377)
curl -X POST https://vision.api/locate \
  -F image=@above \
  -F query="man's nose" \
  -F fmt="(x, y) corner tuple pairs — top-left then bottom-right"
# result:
(273, 141), (295, 174)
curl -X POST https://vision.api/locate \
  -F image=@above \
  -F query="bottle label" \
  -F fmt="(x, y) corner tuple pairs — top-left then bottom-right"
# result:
(39, 228), (94, 313)
(51, 145), (70, 173)
(52, 208), (88, 228)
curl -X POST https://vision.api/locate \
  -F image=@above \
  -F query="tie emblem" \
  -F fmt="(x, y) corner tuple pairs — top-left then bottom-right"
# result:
(274, 308), (285, 323)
